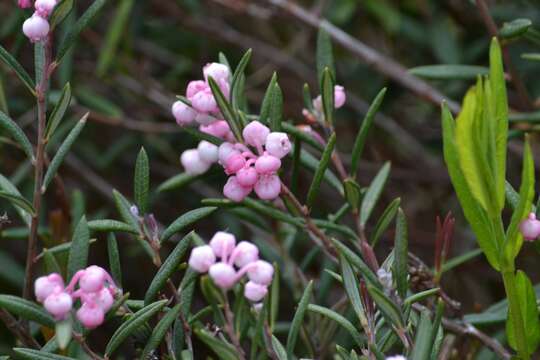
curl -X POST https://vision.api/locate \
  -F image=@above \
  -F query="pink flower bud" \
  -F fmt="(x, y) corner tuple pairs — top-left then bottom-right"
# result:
(79, 265), (107, 293)
(334, 85), (346, 108)
(243, 121), (270, 148)
(231, 241), (259, 268)
(44, 290), (72, 320)
(186, 80), (207, 99)
(247, 260), (274, 286)
(200, 120), (230, 139)
(223, 176), (252, 202)
(265, 132), (291, 159)
(35, 273), (64, 303)
(34, 0), (56, 17)
(191, 89), (217, 114)
(181, 149), (211, 175)
(520, 212), (540, 241)
(22, 14), (49, 43)
(208, 263), (237, 289)
(218, 143), (238, 165)
(76, 301), (104, 329)
(254, 174), (281, 200)
(172, 101), (196, 126)
(255, 154), (281, 174)
(203, 63), (230, 84)
(210, 231), (236, 259)
(189, 245), (216, 273)
(195, 113), (216, 125)
(197, 141), (219, 164)
(18, 0), (33, 9)
(94, 288), (114, 312)
(244, 281), (268, 302)
(224, 153), (246, 175)
(236, 166), (258, 187)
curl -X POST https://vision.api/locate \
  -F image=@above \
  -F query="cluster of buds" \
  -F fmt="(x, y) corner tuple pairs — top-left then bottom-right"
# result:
(180, 121), (234, 175)
(34, 266), (117, 329)
(188, 231), (274, 304)
(220, 121), (291, 202)
(519, 212), (540, 242)
(21, 0), (57, 42)
(171, 62), (231, 126)
(302, 85), (347, 122)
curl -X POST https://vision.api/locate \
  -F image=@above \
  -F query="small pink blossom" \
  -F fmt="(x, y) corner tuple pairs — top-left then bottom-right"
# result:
(255, 154), (281, 174)
(520, 212), (540, 242)
(189, 245), (216, 273)
(243, 121), (270, 148)
(22, 14), (49, 42)
(197, 141), (219, 164)
(34, 0), (56, 17)
(209, 231), (236, 260)
(172, 101), (196, 126)
(334, 85), (346, 108)
(246, 260), (274, 286)
(191, 89), (217, 113)
(181, 149), (211, 175)
(43, 289), (72, 320)
(208, 263), (237, 289)
(236, 166), (258, 187)
(76, 301), (105, 329)
(224, 153), (246, 175)
(79, 265), (107, 293)
(203, 62), (230, 84)
(244, 281), (268, 302)
(231, 241), (259, 268)
(186, 80), (207, 99)
(254, 174), (281, 200)
(35, 273), (64, 303)
(265, 132), (291, 159)
(200, 120), (231, 139)
(223, 176), (252, 202)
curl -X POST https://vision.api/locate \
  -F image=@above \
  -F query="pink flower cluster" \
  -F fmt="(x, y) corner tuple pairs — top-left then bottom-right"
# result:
(180, 121), (234, 175)
(171, 62), (231, 126)
(34, 266), (117, 329)
(21, 0), (56, 42)
(520, 212), (540, 242)
(188, 231), (274, 304)
(220, 121), (291, 202)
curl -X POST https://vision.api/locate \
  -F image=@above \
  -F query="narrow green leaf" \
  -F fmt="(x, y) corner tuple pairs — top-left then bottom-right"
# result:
(441, 103), (501, 270)
(160, 207), (217, 243)
(259, 72), (277, 125)
(88, 219), (137, 234)
(36, 239), (97, 261)
(43, 249), (62, 275)
(107, 233), (122, 287)
(34, 43), (45, 86)
(271, 335), (288, 360)
(505, 137), (534, 261)
(306, 132), (336, 207)
(499, 18), (532, 39)
(0, 174), (31, 225)
(440, 248), (483, 273)
(134, 147), (150, 214)
(393, 208), (408, 298)
(230, 49), (252, 111)
(141, 304), (182, 359)
(370, 197), (400, 247)
(307, 304), (364, 347)
(66, 216), (90, 278)
(96, 0), (134, 76)
(49, 0), (74, 29)
(343, 178), (362, 211)
(350, 88), (386, 177)
(286, 280), (313, 357)
(194, 327), (238, 360)
(0, 295), (55, 327)
(269, 83), (283, 131)
(57, 0), (108, 63)
(105, 299), (167, 356)
(13, 349), (76, 360)
(46, 83), (72, 140)
(144, 232), (193, 305)
(300, 148), (343, 195)
(0, 191), (35, 216)
(340, 255), (367, 326)
(207, 77), (242, 141)
(320, 68), (335, 126)
(112, 189), (138, 229)
(506, 271), (540, 354)
(42, 113), (88, 193)
(157, 172), (200, 193)
(0, 110), (34, 161)
(302, 83), (313, 111)
(331, 238), (380, 288)
(367, 285), (404, 328)
(409, 65), (488, 80)
(360, 162), (391, 226)
(316, 28), (335, 84)
(404, 288), (440, 306)
(411, 310), (433, 360)
(0, 45), (35, 94)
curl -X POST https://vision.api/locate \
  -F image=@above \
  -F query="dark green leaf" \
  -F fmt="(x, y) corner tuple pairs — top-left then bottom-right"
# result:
(42, 113), (88, 193)
(49, 0), (74, 29)
(43, 249), (62, 275)
(107, 233), (122, 287)
(411, 310), (433, 360)
(66, 216), (90, 278)
(0, 110), (34, 161)
(307, 132), (336, 207)
(340, 255), (367, 326)
(499, 18), (532, 39)
(343, 178), (362, 211)
(370, 197), (400, 247)
(0, 174), (31, 225)
(230, 49), (252, 112)
(320, 68), (335, 126)
(350, 88), (386, 177)
(259, 72), (277, 125)
(0, 191), (35, 216)
(393, 208), (408, 298)
(141, 304), (182, 359)
(367, 285), (404, 328)
(194, 327), (238, 360)
(105, 299), (167, 356)
(0, 295), (55, 327)
(316, 28), (335, 84)
(271, 335), (288, 360)
(286, 280), (313, 357)
(160, 207), (217, 243)
(134, 147), (150, 214)
(46, 83), (72, 140)
(13, 349), (76, 360)
(409, 65), (489, 80)
(0, 45), (35, 95)
(307, 304), (364, 347)
(331, 238), (380, 288)
(158, 172), (200, 193)
(360, 162), (391, 226)
(87, 219), (137, 234)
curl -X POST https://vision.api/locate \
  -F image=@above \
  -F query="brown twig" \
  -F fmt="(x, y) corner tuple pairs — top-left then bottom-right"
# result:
(23, 35), (53, 301)
(0, 309), (40, 348)
(476, 0), (532, 110)
(222, 293), (246, 360)
(73, 332), (105, 360)
(264, 0), (461, 114)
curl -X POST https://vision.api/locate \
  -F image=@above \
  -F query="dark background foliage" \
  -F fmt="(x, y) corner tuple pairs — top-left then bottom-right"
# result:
(1, 0), (540, 355)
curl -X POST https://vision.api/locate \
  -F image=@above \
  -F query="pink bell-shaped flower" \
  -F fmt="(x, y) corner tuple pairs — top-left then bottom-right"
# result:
(236, 166), (258, 187)
(79, 265), (107, 293)
(34, 0), (56, 17)
(22, 14), (49, 42)
(223, 176), (252, 202)
(172, 101), (197, 126)
(254, 174), (281, 200)
(76, 301), (105, 329)
(181, 149), (211, 175)
(265, 132), (291, 159)
(243, 121), (270, 148)
(197, 141), (219, 164)
(35, 273), (64, 303)
(44, 289), (73, 320)
(188, 245), (216, 273)
(244, 281), (268, 302)
(520, 212), (540, 242)
(208, 263), (237, 289)
(231, 241), (259, 268)
(255, 154), (281, 174)
(209, 231), (236, 259)
(246, 260), (274, 286)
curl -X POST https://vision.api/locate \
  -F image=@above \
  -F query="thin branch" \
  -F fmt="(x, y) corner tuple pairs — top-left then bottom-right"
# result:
(222, 293), (246, 360)
(0, 309), (40, 348)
